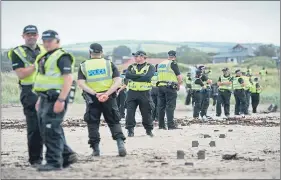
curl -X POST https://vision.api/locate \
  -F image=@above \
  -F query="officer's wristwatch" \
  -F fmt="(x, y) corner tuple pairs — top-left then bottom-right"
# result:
(57, 98), (65, 103)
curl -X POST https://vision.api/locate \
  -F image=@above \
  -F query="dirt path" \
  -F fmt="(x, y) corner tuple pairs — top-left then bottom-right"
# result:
(1, 104), (280, 179)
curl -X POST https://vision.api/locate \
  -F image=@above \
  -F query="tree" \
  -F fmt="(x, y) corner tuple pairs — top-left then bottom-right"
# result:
(254, 44), (277, 57)
(112, 45), (132, 58)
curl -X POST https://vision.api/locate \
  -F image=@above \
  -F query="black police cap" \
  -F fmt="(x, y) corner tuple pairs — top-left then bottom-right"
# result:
(168, 50), (176, 57)
(90, 43), (103, 53)
(235, 69), (241, 73)
(23, 25), (38, 34)
(42, 30), (60, 40)
(222, 67), (229, 71)
(132, 50), (146, 56)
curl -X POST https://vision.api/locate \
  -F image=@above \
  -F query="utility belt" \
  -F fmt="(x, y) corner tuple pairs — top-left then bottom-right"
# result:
(218, 89), (231, 93)
(37, 89), (62, 102)
(82, 91), (117, 105)
(156, 81), (178, 90)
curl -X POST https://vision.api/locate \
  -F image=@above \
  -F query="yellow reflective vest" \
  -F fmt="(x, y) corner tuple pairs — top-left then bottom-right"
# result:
(8, 45), (46, 85)
(127, 63), (152, 91)
(157, 60), (178, 86)
(242, 75), (252, 90)
(219, 75), (232, 90)
(151, 72), (158, 87)
(192, 78), (202, 90)
(80, 58), (113, 93)
(250, 82), (262, 93)
(232, 76), (244, 90)
(33, 49), (75, 92)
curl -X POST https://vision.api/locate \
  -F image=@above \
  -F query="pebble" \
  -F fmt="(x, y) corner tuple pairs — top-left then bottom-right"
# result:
(197, 150), (205, 159)
(184, 162), (194, 166)
(204, 134), (211, 138)
(209, 141), (216, 147)
(219, 134), (226, 138)
(228, 129), (233, 132)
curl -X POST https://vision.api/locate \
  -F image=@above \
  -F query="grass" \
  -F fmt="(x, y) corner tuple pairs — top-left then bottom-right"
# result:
(1, 63), (280, 106)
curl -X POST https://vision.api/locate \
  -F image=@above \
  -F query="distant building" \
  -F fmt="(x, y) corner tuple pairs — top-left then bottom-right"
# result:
(212, 44), (256, 64)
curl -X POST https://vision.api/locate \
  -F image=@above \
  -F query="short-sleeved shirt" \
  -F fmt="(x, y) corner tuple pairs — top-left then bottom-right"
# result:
(218, 74), (231, 82)
(37, 48), (73, 75)
(170, 61), (181, 76)
(11, 45), (41, 70)
(77, 59), (119, 80)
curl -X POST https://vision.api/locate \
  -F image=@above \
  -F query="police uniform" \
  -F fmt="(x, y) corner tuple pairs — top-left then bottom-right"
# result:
(242, 73), (252, 114)
(250, 78), (261, 113)
(232, 70), (247, 116)
(157, 50), (181, 129)
(259, 68), (267, 81)
(78, 43), (126, 157)
(192, 71), (204, 118)
(7, 25), (44, 166)
(33, 30), (77, 171)
(216, 68), (232, 117)
(151, 70), (159, 121)
(184, 73), (193, 105)
(117, 71), (127, 118)
(125, 51), (155, 137)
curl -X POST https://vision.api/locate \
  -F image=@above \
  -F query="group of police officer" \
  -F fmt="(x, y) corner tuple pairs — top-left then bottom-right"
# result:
(183, 66), (263, 120)
(9, 25), (263, 172)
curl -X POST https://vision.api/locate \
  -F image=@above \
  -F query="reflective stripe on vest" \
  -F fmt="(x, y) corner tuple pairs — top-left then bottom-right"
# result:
(128, 63), (152, 91)
(232, 77), (243, 90)
(33, 49), (74, 92)
(157, 60), (178, 86)
(219, 75), (232, 90)
(242, 75), (252, 90)
(192, 78), (202, 90)
(250, 82), (261, 93)
(81, 58), (113, 93)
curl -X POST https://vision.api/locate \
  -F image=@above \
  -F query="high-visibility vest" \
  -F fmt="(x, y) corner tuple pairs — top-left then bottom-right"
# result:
(80, 58), (113, 93)
(192, 78), (202, 90)
(120, 74), (125, 88)
(250, 82), (262, 93)
(157, 60), (178, 86)
(260, 69), (266, 76)
(33, 49), (75, 92)
(151, 72), (158, 87)
(127, 63), (152, 91)
(185, 77), (192, 85)
(242, 75), (252, 90)
(8, 45), (46, 85)
(219, 75), (232, 90)
(232, 76), (244, 90)
(247, 69), (252, 75)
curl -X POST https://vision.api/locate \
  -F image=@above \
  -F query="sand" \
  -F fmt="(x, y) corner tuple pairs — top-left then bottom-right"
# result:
(1, 104), (280, 179)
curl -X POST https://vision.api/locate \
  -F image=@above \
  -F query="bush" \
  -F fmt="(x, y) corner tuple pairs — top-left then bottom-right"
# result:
(243, 56), (277, 69)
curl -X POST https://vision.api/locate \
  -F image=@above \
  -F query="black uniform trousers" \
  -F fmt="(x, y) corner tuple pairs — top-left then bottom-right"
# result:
(151, 87), (159, 121)
(37, 96), (75, 168)
(185, 88), (193, 106)
(245, 89), (251, 113)
(216, 90), (231, 116)
(84, 93), (126, 147)
(20, 86), (43, 165)
(193, 90), (210, 118)
(251, 93), (260, 113)
(125, 90), (154, 130)
(234, 89), (247, 115)
(117, 89), (126, 118)
(158, 86), (177, 128)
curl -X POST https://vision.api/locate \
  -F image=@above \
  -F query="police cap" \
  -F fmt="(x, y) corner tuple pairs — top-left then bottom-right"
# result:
(42, 30), (60, 40)
(23, 25), (38, 34)
(90, 43), (103, 53)
(168, 50), (176, 57)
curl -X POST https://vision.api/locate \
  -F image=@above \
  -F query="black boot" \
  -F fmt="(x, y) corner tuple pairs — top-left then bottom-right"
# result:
(30, 160), (42, 168)
(91, 144), (100, 156)
(63, 153), (78, 168)
(116, 138), (127, 157)
(37, 164), (62, 172)
(146, 129), (154, 137)
(128, 128), (134, 137)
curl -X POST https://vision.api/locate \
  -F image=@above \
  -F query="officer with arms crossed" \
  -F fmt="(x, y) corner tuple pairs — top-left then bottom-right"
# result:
(157, 50), (183, 130)
(33, 30), (78, 171)
(232, 69), (247, 117)
(8, 25), (44, 167)
(216, 67), (232, 118)
(77, 43), (127, 157)
(125, 51), (155, 137)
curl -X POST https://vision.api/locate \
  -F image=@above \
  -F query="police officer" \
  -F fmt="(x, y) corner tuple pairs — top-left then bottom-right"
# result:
(184, 72), (193, 106)
(242, 72), (252, 114)
(192, 70), (205, 119)
(232, 69), (247, 117)
(33, 30), (78, 171)
(77, 43), (127, 157)
(246, 66), (252, 76)
(117, 69), (127, 118)
(157, 50), (183, 129)
(216, 67), (232, 118)
(150, 64), (159, 121)
(259, 67), (268, 81)
(125, 50), (155, 137)
(250, 77), (262, 113)
(7, 25), (44, 167)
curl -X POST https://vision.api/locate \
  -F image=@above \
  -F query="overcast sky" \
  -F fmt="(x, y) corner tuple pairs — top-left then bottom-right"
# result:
(2, 1), (280, 48)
